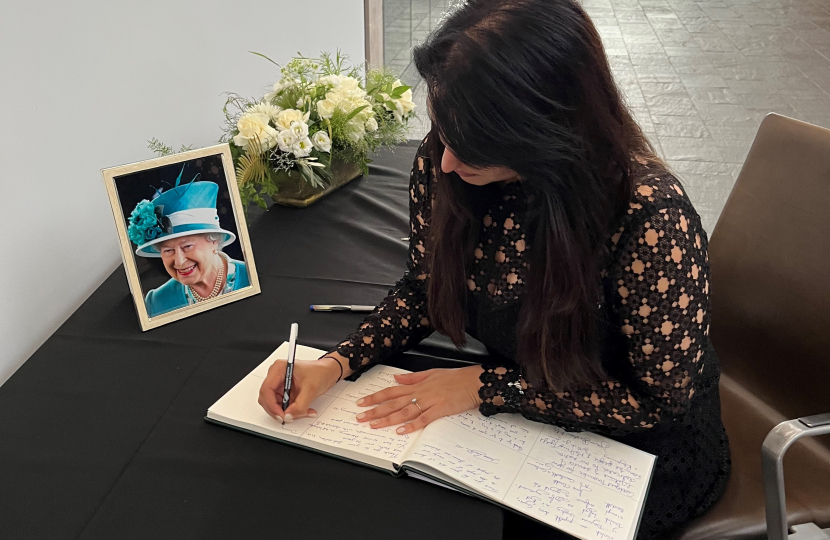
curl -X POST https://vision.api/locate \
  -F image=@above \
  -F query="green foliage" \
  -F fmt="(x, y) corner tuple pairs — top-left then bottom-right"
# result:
(220, 93), (256, 143)
(365, 68), (410, 98)
(147, 138), (193, 157)
(234, 138), (279, 213)
(216, 51), (415, 210)
(343, 104), (369, 123)
(248, 51), (280, 68)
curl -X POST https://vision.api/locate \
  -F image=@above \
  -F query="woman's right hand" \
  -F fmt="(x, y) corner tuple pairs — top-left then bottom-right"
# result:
(258, 354), (346, 423)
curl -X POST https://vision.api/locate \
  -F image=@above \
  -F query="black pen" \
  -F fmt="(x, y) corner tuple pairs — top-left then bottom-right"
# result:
(281, 323), (299, 424)
(309, 305), (376, 312)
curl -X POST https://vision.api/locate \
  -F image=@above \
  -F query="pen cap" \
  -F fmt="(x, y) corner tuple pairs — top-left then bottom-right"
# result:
(287, 323), (299, 364)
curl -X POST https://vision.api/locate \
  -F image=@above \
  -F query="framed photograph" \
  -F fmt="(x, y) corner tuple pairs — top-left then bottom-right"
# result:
(102, 144), (260, 331)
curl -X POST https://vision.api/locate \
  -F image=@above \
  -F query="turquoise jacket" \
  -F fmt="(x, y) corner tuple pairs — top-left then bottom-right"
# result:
(145, 256), (250, 318)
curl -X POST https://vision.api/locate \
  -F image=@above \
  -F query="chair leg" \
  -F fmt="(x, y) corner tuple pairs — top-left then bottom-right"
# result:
(762, 413), (830, 540)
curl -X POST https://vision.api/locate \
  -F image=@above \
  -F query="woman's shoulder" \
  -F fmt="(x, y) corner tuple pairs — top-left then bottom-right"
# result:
(623, 158), (696, 221)
(415, 134), (431, 158)
(606, 158), (706, 259)
(409, 136), (435, 209)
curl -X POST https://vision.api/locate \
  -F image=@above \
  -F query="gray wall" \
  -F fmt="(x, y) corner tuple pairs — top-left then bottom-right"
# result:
(0, 0), (364, 386)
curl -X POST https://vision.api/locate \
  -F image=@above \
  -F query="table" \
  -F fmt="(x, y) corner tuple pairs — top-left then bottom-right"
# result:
(0, 141), (507, 540)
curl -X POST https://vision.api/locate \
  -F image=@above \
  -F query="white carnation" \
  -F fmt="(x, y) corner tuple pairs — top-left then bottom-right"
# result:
(311, 131), (331, 152)
(315, 82), (372, 126)
(345, 118), (366, 143)
(365, 117), (378, 132)
(337, 76), (361, 93)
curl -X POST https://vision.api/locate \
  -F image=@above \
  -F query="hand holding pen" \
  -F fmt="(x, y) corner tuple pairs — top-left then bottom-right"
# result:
(257, 330), (350, 424)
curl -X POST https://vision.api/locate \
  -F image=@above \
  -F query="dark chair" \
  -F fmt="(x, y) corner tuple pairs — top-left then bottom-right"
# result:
(676, 113), (830, 540)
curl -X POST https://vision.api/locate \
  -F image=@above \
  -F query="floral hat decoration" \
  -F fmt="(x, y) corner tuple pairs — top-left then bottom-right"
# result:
(127, 165), (237, 257)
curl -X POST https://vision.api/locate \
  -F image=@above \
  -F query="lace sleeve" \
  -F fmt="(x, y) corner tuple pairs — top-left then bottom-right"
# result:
(479, 193), (710, 437)
(330, 138), (435, 372)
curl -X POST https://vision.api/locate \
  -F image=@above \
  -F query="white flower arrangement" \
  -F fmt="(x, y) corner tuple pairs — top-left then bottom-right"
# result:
(221, 51), (417, 209)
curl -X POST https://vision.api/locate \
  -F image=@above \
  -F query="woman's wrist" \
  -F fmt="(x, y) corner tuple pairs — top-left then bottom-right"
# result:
(466, 364), (485, 407)
(319, 353), (349, 387)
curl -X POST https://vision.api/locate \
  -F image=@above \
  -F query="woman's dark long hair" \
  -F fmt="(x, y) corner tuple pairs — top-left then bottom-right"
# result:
(413, 0), (664, 390)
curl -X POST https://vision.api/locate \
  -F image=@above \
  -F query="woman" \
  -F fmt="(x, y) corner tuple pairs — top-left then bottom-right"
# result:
(258, 0), (730, 537)
(128, 177), (250, 318)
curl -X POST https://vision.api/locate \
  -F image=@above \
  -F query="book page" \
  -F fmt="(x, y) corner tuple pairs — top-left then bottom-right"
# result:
(405, 414), (655, 540)
(298, 366), (420, 467)
(206, 343), (351, 441)
(208, 352), (420, 471)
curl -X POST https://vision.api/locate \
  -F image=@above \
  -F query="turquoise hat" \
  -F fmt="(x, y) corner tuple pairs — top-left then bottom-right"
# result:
(127, 168), (236, 258)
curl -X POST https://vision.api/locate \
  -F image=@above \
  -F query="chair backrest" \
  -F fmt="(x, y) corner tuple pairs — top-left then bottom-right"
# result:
(708, 113), (830, 442)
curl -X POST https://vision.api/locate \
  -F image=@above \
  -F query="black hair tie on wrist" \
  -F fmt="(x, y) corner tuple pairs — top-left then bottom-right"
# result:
(325, 355), (344, 383)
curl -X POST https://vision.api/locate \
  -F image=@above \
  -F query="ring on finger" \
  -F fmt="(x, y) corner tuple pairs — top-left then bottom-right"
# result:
(411, 397), (423, 414)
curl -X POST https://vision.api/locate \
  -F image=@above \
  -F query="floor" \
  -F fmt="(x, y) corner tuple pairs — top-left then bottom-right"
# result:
(386, 0), (830, 233)
(383, 0), (455, 82)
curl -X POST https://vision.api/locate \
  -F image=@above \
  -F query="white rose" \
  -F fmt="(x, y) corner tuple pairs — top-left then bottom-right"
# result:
(317, 97), (336, 119)
(380, 80), (416, 123)
(365, 117), (378, 132)
(311, 131), (332, 152)
(292, 137), (313, 157)
(392, 80), (415, 111)
(233, 112), (278, 150)
(394, 100), (405, 123)
(277, 129), (298, 153)
(275, 108), (310, 132)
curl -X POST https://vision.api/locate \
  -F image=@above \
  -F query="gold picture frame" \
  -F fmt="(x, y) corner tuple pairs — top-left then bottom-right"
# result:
(102, 144), (260, 331)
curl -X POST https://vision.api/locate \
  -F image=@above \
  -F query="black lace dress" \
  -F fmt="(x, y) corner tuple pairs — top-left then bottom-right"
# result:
(330, 139), (730, 539)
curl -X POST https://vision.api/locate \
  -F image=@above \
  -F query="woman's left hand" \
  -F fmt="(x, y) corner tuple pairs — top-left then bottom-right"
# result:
(355, 365), (484, 435)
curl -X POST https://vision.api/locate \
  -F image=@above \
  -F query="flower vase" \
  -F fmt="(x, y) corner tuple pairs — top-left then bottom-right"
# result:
(271, 155), (363, 208)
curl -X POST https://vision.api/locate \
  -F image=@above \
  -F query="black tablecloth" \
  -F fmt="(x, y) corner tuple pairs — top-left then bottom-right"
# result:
(0, 142), (505, 540)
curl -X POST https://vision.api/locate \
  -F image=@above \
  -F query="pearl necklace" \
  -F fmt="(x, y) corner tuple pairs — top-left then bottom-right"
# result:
(189, 261), (225, 302)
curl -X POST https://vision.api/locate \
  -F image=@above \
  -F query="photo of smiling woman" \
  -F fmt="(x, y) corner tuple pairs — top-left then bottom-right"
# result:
(122, 160), (251, 319)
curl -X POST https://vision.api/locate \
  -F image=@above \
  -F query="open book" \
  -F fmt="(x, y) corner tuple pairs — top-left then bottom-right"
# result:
(206, 343), (656, 540)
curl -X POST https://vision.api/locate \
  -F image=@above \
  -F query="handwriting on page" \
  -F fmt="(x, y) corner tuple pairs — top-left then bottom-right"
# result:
(442, 412), (542, 454)
(410, 443), (508, 497)
(502, 424), (652, 540)
(301, 399), (414, 461)
(505, 465), (637, 540)
(532, 427), (645, 498)
(411, 417), (530, 498)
